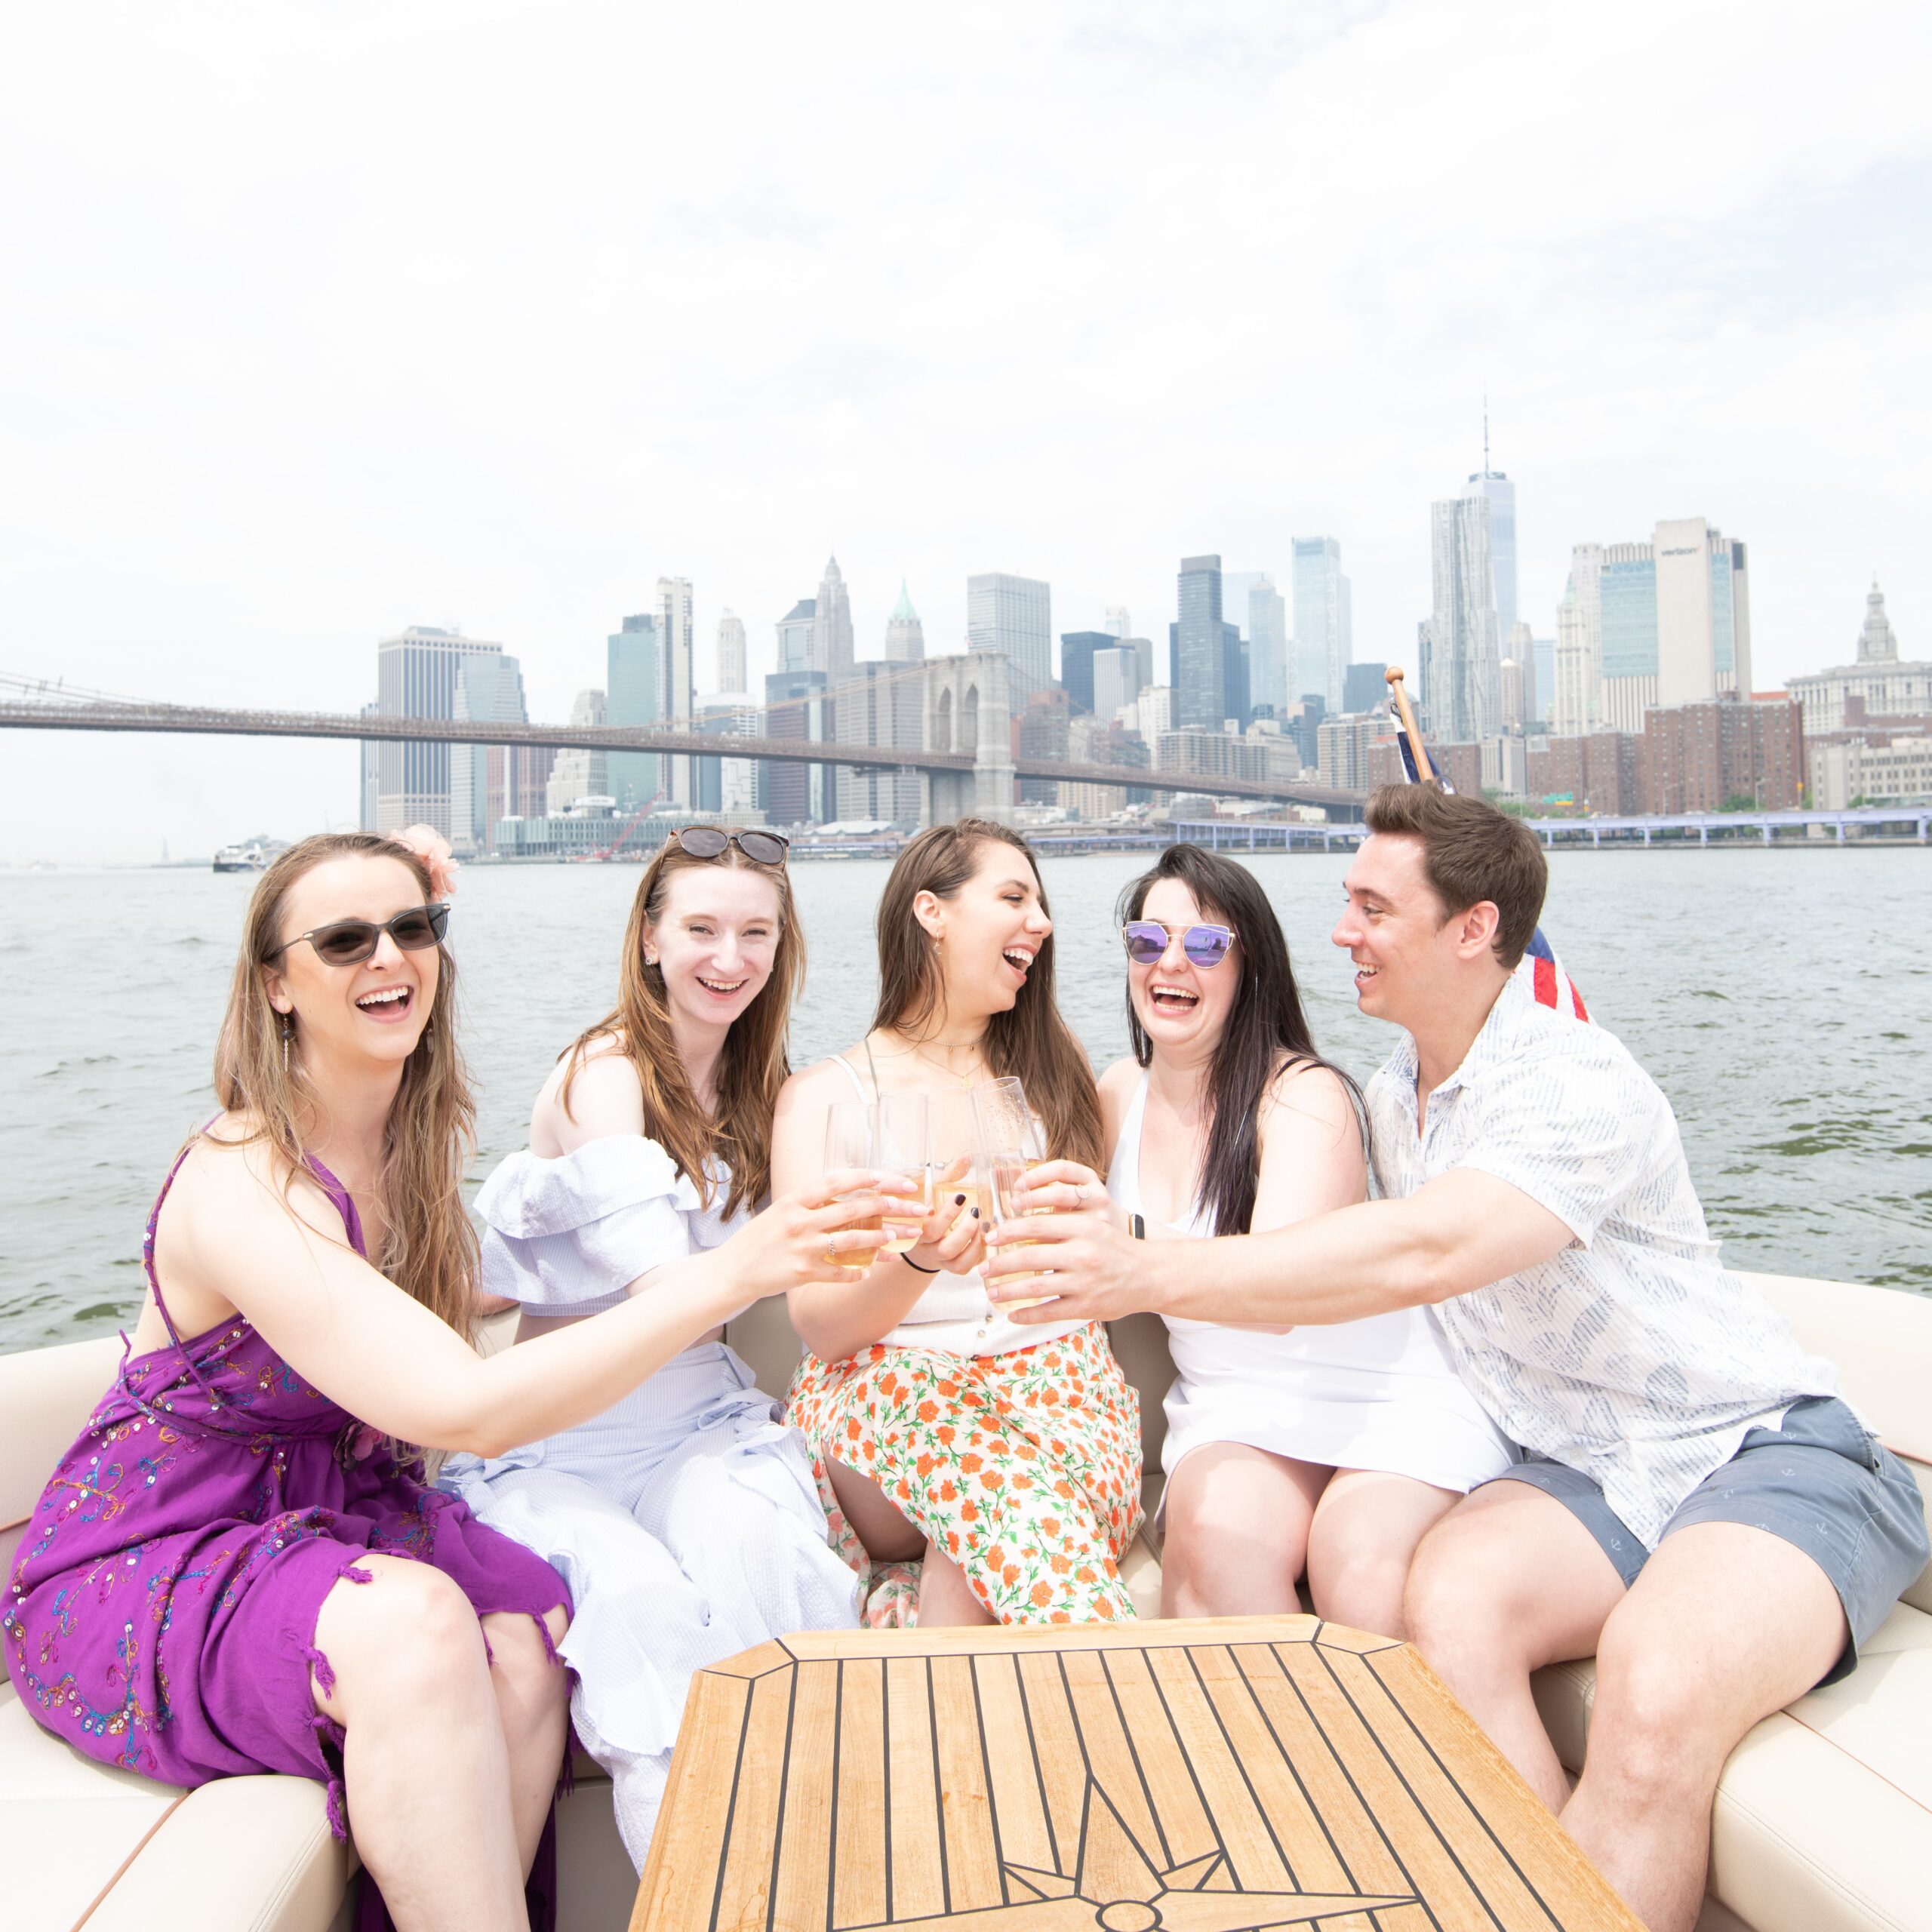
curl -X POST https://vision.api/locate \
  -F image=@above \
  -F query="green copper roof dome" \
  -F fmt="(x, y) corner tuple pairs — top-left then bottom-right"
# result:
(891, 579), (918, 623)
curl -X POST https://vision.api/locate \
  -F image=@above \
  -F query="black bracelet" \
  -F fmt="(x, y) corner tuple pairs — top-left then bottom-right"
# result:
(902, 1254), (939, 1274)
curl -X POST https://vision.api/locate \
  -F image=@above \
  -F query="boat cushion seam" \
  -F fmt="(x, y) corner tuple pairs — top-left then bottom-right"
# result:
(1713, 1777), (1915, 1932)
(70, 1792), (187, 1930)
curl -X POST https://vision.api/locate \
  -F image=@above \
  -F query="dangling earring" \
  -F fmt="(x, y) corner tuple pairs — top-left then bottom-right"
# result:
(280, 1011), (294, 1072)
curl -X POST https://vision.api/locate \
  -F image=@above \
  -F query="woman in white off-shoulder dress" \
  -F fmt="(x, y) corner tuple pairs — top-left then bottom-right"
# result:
(443, 830), (893, 1865)
(1097, 844), (1509, 1636)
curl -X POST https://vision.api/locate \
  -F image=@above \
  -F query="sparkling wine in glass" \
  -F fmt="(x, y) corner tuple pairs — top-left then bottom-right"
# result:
(822, 1100), (881, 1274)
(872, 1092), (933, 1254)
(971, 1076), (1056, 1309)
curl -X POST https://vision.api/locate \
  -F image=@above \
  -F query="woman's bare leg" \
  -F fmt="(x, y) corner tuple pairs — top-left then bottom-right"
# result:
(1304, 1468), (1460, 1640)
(312, 1555), (528, 1932)
(916, 1548), (998, 1626)
(1160, 1444), (1330, 1617)
(479, 1605), (572, 1875)
(826, 1456), (996, 1626)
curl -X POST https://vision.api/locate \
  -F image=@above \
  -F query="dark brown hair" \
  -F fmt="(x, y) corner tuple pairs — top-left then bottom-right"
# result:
(218, 832), (478, 1338)
(560, 836), (804, 1216)
(1364, 783), (1547, 969)
(872, 818), (1106, 1173)
(1121, 844), (1362, 1238)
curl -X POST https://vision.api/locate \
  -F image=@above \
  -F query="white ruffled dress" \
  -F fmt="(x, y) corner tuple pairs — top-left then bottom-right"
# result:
(441, 1136), (862, 1866)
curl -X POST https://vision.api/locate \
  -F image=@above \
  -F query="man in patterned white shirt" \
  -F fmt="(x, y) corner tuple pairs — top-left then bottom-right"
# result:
(991, 783), (1927, 1932)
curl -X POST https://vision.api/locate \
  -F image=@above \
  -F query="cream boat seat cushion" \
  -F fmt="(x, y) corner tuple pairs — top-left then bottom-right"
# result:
(5, 1272), (1929, 1932)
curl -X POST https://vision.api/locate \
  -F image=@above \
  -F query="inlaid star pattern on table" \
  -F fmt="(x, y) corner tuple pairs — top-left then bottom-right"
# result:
(854, 1779), (1412, 1931)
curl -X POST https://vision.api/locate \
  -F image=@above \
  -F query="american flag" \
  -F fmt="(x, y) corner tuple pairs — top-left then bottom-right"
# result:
(1393, 693), (1589, 1023)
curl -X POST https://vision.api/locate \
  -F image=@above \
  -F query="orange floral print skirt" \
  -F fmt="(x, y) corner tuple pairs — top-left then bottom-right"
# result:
(786, 1321), (1143, 1626)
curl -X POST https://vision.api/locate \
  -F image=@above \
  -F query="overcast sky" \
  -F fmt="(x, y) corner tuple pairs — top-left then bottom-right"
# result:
(4, 1), (1928, 862)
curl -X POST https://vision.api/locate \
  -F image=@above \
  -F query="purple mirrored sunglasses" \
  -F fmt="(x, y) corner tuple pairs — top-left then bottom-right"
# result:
(1120, 919), (1236, 969)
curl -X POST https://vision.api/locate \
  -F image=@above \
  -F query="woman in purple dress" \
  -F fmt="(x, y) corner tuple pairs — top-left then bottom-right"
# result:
(3, 830), (894, 1932)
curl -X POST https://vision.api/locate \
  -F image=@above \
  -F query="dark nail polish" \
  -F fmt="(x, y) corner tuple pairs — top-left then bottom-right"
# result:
(970, 1206), (980, 1218)
(954, 1194), (966, 1206)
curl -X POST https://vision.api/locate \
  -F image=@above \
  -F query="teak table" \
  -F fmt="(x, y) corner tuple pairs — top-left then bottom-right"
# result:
(630, 1615), (1640, 1931)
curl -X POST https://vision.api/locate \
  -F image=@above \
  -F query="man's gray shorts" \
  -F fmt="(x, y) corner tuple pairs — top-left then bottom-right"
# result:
(1485, 1396), (1930, 1685)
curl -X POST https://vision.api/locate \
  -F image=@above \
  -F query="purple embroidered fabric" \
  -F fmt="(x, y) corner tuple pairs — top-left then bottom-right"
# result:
(2, 1137), (572, 1869)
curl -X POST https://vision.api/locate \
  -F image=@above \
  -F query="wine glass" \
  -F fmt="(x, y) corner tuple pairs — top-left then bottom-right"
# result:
(971, 1075), (1055, 1309)
(822, 1100), (882, 1274)
(872, 1093), (933, 1255)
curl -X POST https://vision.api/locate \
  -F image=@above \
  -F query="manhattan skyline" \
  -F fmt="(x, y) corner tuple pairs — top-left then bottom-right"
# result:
(3, 2), (1928, 860)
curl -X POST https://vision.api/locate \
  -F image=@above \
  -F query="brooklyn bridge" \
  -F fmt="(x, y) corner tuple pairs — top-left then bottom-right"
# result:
(0, 671), (1367, 814)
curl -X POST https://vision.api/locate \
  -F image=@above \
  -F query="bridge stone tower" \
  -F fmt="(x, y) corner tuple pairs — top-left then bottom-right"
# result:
(919, 648), (1015, 825)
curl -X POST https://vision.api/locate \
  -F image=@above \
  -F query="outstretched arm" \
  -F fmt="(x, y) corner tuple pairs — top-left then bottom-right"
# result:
(168, 1138), (892, 1457)
(986, 1161), (1574, 1329)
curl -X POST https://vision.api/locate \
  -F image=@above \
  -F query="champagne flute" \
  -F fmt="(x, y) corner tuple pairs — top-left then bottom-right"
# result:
(971, 1076), (1056, 1309)
(822, 1100), (881, 1274)
(872, 1093), (933, 1254)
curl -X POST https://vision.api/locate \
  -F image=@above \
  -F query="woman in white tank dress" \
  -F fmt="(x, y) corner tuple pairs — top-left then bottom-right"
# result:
(443, 831), (888, 1864)
(1099, 844), (1508, 1635)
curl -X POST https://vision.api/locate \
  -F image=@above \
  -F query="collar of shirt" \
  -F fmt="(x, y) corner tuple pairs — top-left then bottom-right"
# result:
(1387, 973), (1529, 1128)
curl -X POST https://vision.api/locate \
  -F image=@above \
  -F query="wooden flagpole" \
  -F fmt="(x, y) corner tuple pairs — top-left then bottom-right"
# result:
(1383, 666), (1437, 784)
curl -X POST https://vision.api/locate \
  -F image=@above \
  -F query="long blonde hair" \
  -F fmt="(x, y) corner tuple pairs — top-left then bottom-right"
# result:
(872, 818), (1106, 1173)
(559, 837), (804, 1216)
(211, 831), (478, 1339)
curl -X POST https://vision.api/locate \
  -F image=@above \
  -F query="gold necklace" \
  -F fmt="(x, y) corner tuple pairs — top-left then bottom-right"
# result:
(879, 1031), (984, 1090)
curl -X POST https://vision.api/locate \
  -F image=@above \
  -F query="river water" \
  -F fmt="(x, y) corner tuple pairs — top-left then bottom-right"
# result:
(2, 847), (1928, 1350)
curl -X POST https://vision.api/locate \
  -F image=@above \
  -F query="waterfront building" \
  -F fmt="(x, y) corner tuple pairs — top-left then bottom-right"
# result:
(1552, 568), (1600, 736)
(1787, 581), (1931, 731)
(1342, 661), (1389, 716)
(1291, 537), (1352, 713)
(1481, 734), (1529, 798)
(1155, 725), (1257, 786)
(1174, 555), (1226, 730)
(776, 598), (816, 674)
(1423, 494), (1500, 745)
(372, 626), (506, 838)
(714, 611), (747, 695)
(1316, 714), (1374, 791)
(811, 557), (855, 685)
(546, 688), (609, 817)
(494, 801), (724, 862)
(1092, 644), (1143, 725)
(762, 668), (833, 827)
(1524, 731), (1642, 815)
(1018, 687), (1072, 804)
(658, 576), (695, 806)
(451, 651), (551, 857)
(1058, 632), (1112, 715)
(1062, 715), (1128, 820)
(966, 571), (1051, 709)
(1247, 577), (1288, 722)
(1641, 695), (1801, 814)
(607, 614), (662, 811)
(884, 581), (925, 663)
(1810, 724), (1932, 808)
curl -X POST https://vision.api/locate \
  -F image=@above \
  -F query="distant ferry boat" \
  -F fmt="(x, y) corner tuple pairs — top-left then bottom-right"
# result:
(212, 841), (270, 872)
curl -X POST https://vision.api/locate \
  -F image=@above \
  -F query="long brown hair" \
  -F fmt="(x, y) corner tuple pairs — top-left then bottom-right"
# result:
(560, 836), (803, 1215)
(212, 831), (478, 1339)
(872, 818), (1105, 1172)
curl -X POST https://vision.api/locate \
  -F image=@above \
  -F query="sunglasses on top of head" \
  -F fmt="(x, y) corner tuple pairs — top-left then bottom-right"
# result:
(668, 827), (789, 866)
(265, 903), (451, 968)
(1119, 919), (1236, 969)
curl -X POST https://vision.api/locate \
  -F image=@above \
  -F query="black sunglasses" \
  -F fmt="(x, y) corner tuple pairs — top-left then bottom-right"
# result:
(1121, 918), (1236, 969)
(265, 903), (451, 968)
(669, 827), (789, 866)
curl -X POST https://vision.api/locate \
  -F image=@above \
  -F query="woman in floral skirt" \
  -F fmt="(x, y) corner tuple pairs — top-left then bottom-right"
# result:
(774, 819), (1143, 1626)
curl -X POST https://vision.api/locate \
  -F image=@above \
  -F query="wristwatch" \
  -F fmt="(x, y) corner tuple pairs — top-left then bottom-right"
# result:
(1129, 1212), (1146, 1241)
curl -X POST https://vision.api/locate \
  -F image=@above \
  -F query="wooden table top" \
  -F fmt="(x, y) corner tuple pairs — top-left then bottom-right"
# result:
(631, 1615), (1639, 1932)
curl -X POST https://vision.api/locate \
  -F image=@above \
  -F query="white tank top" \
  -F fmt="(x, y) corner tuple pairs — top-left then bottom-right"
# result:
(823, 1052), (1084, 1359)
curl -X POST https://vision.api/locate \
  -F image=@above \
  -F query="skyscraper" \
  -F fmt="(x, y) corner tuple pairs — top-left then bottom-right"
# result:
(812, 556), (855, 685)
(1092, 644), (1143, 723)
(546, 688), (610, 816)
(1465, 449), (1518, 645)
(1058, 632), (1113, 715)
(714, 611), (747, 694)
(884, 581), (925, 663)
(1223, 620), (1248, 727)
(966, 572), (1051, 710)
(372, 626), (505, 837)
(1507, 620), (1538, 728)
(1291, 538), (1352, 712)
(1247, 576), (1287, 720)
(776, 598), (816, 673)
(1105, 606), (1131, 641)
(1425, 495), (1501, 743)
(607, 613), (662, 809)
(451, 651), (546, 857)
(1174, 555), (1225, 731)
(657, 576), (695, 806)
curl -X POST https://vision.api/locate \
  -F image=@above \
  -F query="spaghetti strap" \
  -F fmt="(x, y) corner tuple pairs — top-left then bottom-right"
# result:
(825, 1051), (873, 1102)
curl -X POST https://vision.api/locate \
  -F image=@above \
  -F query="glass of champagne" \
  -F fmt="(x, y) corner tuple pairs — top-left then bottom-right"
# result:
(822, 1100), (881, 1274)
(872, 1093), (933, 1255)
(971, 1076), (1055, 1309)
